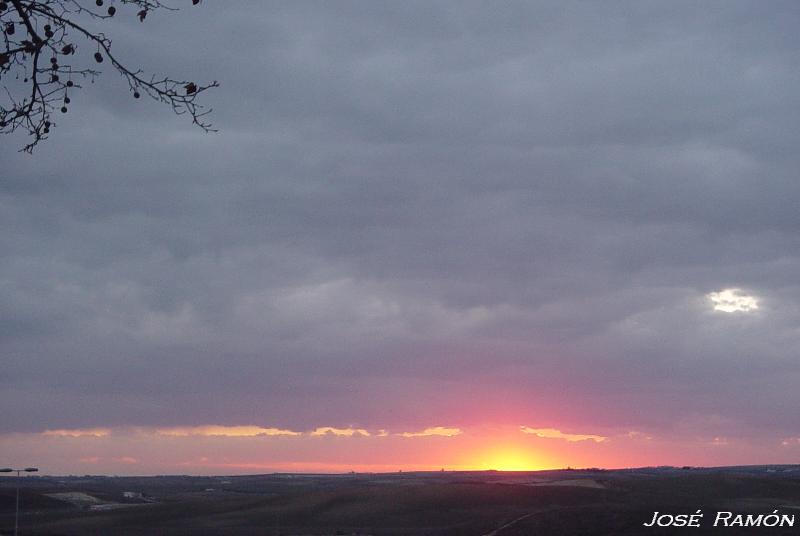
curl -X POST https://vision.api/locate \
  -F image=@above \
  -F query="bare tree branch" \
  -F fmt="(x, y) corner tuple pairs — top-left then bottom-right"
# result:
(0, 0), (218, 152)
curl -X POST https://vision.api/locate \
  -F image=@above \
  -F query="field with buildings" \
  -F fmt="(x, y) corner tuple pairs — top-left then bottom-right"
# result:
(3, 466), (800, 535)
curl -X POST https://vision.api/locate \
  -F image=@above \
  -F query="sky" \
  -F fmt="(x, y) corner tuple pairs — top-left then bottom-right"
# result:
(2, 0), (800, 475)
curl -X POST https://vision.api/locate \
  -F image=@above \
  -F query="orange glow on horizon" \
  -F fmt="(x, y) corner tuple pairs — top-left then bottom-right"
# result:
(474, 445), (550, 472)
(13, 423), (651, 475)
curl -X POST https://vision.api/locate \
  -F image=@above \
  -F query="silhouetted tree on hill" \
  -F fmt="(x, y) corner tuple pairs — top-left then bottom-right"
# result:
(1, 0), (217, 152)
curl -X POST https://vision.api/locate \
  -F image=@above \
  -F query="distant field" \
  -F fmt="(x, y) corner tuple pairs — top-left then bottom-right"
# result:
(2, 467), (800, 535)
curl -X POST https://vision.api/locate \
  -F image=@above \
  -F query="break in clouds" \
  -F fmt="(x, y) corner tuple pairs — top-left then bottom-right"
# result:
(2, 1), (800, 462)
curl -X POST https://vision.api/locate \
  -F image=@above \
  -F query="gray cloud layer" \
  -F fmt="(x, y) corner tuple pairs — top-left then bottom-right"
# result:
(2, 1), (799, 444)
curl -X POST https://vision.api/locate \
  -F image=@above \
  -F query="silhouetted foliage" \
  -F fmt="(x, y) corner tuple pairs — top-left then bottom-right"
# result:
(0, 0), (217, 152)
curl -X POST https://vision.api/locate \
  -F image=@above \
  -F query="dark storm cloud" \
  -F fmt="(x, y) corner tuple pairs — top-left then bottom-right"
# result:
(2, 1), (800, 444)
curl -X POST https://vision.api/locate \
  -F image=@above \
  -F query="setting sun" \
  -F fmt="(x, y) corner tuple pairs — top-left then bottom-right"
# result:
(477, 446), (547, 471)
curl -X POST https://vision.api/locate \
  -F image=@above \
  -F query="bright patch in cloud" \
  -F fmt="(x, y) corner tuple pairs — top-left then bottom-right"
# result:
(707, 288), (759, 313)
(520, 426), (607, 443)
(310, 427), (370, 437)
(43, 428), (111, 437)
(155, 425), (300, 437)
(399, 426), (462, 438)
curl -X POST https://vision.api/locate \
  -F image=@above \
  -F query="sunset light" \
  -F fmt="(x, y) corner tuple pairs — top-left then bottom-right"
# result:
(477, 446), (548, 472)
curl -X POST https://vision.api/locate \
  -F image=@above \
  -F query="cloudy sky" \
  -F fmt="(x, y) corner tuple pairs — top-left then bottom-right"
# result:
(2, 0), (800, 474)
